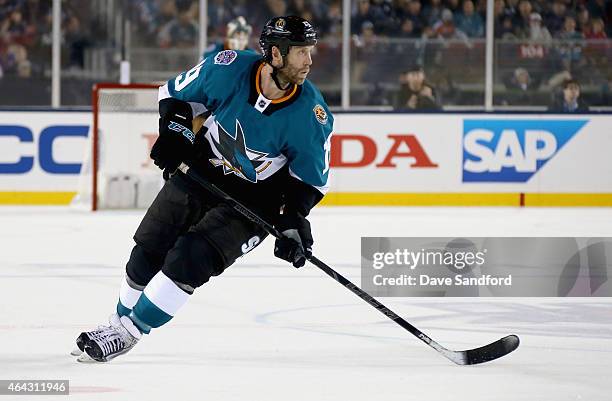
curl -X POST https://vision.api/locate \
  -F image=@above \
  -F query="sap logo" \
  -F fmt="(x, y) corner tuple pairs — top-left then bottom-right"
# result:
(462, 119), (588, 182)
(330, 134), (437, 168)
(0, 125), (89, 174)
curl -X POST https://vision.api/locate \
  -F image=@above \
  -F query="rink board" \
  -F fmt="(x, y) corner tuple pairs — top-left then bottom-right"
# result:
(0, 111), (610, 206)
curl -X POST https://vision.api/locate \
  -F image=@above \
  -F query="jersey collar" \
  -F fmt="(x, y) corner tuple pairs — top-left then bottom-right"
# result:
(248, 60), (302, 116)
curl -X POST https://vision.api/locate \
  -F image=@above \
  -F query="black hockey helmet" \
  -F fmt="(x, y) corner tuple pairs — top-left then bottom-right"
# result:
(259, 16), (317, 63)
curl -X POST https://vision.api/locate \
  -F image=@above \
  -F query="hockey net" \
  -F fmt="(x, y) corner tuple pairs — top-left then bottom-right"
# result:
(73, 83), (164, 210)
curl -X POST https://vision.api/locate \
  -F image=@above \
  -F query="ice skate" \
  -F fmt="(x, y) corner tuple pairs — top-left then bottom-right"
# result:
(72, 313), (121, 357)
(76, 315), (141, 362)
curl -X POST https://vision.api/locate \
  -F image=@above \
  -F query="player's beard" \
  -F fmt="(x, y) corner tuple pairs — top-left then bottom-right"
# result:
(277, 63), (310, 86)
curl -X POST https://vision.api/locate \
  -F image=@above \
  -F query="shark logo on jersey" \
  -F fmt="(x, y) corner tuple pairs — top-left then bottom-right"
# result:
(209, 119), (269, 182)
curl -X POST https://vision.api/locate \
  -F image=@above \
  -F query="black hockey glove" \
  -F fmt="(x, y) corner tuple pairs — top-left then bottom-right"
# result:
(150, 98), (195, 177)
(274, 212), (313, 268)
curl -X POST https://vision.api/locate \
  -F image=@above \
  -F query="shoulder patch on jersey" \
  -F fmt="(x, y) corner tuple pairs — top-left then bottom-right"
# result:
(214, 50), (237, 65)
(313, 104), (328, 125)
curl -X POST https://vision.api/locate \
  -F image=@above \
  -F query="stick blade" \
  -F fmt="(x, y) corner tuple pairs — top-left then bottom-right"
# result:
(442, 334), (520, 365)
(461, 334), (520, 365)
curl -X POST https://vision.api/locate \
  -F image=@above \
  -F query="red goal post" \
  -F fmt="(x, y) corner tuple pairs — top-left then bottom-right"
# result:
(80, 83), (164, 210)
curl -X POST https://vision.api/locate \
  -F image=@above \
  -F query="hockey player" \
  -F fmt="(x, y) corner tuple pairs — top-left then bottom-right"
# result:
(74, 15), (333, 362)
(202, 16), (256, 60)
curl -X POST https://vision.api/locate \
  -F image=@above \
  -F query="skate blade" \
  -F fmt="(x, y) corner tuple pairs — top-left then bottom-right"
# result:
(76, 352), (100, 363)
(70, 347), (82, 357)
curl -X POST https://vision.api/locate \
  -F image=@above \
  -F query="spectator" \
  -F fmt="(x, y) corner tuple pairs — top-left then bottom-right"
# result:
(64, 16), (91, 69)
(446, 0), (461, 14)
(545, 0), (567, 35)
(1, 43), (29, 76)
(393, 63), (441, 110)
(552, 16), (587, 78)
(288, 0), (309, 15)
(208, 0), (232, 34)
(352, 0), (382, 34)
(322, 0), (342, 36)
(503, 67), (539, 104)
(423, 0), (444, 28)
(576, 7), (591, 34)
(433, 8), (467, 40)
(398, 17), (419, 38)
(370, 0), (396, 35)
(587, 0), (609, 30)
(526, 12), (551, 43)
(255, 0), (288, 27)
(493, 0), (507, 38)
(512, 0), (533, 38)
(546, 69), (572, 90)
(128, 0), (176, 44)
(16, 57), (30, 77)
(352, 20), (379, 84)
(585, 17), (607, 39)
(557, 15), (584, 40)
(38, 11), (52, 47)
(509, 67), (537, 90)
(158, 8), (198, 48)
(1, 9), (34, 46)
(504, 0), (520, 19)
(397, 0), (426, 36)
(153, 0), (178, 38)
(455, 0), (484, 38)
(548, 78), (590, 111)
(475, 0), (487, 16)
(228, 0), (249, 20)
(498, 15), (518, 39)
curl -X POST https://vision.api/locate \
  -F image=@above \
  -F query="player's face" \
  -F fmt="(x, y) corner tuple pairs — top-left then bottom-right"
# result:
(280, 45), (314, 85)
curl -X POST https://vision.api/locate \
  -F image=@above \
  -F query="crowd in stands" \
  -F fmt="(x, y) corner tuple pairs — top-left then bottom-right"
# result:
(125, 0), (612, 106)
(1, 0), (612, 107)
(126, 0), (611, 47)
(0, 0), (48, 78)
(0, 0), (92, 79)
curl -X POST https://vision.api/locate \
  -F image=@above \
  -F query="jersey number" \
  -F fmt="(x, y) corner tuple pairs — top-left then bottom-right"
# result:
(174, 59), (205, 92)
(322, 136), (331, 174)
(241, 236), (261, 254)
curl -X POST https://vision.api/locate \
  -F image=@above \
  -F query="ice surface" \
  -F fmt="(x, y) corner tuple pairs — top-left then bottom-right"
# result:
(1, 206), (611, 401)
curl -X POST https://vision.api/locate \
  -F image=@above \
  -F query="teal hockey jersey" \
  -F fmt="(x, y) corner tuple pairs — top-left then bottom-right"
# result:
(158, 50), (333, 215)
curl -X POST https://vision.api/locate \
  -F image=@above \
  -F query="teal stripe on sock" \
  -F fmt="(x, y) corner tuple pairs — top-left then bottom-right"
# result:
(129, 312), (152, 335)
(116, 301), (132, 317)
(131, 294), (173, 334)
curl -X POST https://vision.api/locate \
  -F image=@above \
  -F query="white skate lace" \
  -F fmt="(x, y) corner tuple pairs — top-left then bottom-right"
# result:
(90, 327), (122, 356)
(89, 324), (134, 357)
(87, 315), (119, 338)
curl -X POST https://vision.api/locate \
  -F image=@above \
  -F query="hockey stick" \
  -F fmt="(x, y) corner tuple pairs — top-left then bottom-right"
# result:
(178, 163), (519, 365)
